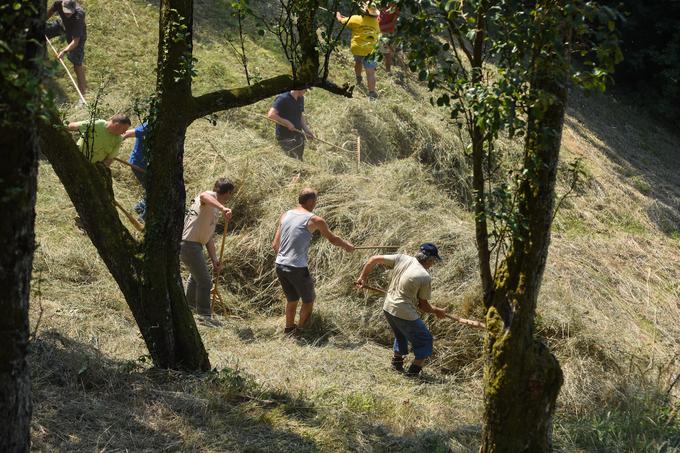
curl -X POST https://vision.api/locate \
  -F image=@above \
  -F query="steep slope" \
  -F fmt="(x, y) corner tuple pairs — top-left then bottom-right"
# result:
(32, 0), (679, 451)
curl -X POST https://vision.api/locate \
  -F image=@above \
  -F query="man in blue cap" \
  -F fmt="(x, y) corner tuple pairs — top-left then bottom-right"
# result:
(355, 243), (447, 376)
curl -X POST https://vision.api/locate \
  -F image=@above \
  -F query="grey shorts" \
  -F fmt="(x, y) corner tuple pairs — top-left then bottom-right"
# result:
(276, 264), (315, 304)
(46, 21), (85, 66)
(277, 135), (305, 160)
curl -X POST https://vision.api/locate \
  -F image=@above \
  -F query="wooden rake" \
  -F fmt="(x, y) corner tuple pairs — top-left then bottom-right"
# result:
(359, 284), (486, 330)
(211, 221), (229, 314)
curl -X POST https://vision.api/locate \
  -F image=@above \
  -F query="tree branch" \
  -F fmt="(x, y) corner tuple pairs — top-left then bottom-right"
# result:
(189, 74), (352, 121)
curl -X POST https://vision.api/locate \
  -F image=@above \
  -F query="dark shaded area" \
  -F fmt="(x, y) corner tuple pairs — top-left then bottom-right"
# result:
(566, 91), (680, 236)
(30, 330), (319, 452)
(30, 330), (486, 451)
(603, 0), (680, 125)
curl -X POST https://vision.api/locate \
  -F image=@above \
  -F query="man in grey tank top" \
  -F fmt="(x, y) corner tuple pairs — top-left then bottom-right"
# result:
(273, 188), (355, 334)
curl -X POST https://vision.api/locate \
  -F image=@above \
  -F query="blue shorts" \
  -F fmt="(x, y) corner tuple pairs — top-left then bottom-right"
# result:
(383, 311), (433, 360)
(354, 54), (377, 70)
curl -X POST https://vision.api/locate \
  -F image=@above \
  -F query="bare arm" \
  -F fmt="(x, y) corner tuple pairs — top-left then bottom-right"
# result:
(57, 36), (80, 59)
(199, 191), (232, 222)
(310, 215), (354, 252)
(122, 129), (136, 139)
(417, 299), (446, 319)
(355, 255), (387, 287)
(272, 213), (284, 253)
(267, 107), (297, 132)
(336, 11), (348, 23)
(66, 121), (81, 131)
(206, 238), (221, 272)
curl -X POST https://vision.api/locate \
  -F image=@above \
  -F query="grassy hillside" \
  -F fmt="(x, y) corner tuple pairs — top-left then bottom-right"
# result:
(32, 0), (680, 451)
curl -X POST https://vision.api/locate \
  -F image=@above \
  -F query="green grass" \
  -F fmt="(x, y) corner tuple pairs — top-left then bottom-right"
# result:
(32, 0), (680, 451)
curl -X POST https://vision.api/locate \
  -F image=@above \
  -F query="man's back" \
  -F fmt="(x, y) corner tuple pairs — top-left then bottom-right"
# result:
(383, 254), (432, 321)
(77, 119), (122, 163)
(276, 209), (314, 268)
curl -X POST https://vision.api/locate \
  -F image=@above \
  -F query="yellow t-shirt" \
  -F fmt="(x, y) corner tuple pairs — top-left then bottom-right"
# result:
(343, 15), (380, 57)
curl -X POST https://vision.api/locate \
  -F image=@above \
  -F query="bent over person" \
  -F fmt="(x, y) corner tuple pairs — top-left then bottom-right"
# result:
(181, 178), (234, 324)
(273, 188), (354, 334)
(66, 114), (130, 165)
(46, 0), (87, 98)
(356, 243), (447, 376)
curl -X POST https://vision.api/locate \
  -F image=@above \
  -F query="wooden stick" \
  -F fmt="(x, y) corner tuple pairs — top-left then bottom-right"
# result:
(211, 221), (229, 309)
(258, 113), (351, 154)
(114, 157), (146, 174)
(124, 0), (140, 27)
(45, 35), (87, 105)
(354, 245), (400, 250)
(358, 284), (486, 329)
(445, 314), (486, 330)
(356, 134), (361, 172)
(361, 284), (386, 294)
(113, 199), (144, 232)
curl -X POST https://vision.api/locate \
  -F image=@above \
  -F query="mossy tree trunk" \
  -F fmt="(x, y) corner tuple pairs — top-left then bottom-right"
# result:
(0, 0), (43, 449)
(41, 0), (349, 370)
(480, 1), (569, 451)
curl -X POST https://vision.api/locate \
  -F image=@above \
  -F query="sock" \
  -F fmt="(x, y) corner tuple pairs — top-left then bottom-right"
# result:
(406, 364), (422, 376)
(391, 356), (404, 372)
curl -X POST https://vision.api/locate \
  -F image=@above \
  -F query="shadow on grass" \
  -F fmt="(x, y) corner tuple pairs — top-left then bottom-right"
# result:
(30, 329), (485, 451)
(30, 330), (320, 452)
(566, 91), (680, 236)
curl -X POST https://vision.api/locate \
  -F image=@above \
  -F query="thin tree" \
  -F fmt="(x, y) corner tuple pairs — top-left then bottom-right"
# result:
(398, 0), (620, 449)
(39, 0), (351, 370)
(0, 0), (45, 449)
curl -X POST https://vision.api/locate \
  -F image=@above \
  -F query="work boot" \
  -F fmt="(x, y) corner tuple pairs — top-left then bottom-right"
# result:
(356, 74), (363, 85)
(405, 363), (422, 377)
(368, 91), (378, 101)
(284, 324), (297, 336)
(391, 355), (404, 372)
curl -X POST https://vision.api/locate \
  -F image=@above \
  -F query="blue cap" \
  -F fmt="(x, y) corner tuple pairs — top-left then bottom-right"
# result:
(419, 243), (442, 261)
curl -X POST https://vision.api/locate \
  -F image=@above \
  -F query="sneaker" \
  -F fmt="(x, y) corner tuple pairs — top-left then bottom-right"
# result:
(368, 91), (378, 101)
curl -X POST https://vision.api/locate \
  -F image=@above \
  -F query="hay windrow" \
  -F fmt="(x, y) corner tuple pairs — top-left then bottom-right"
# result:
(31, 0), (680, 449)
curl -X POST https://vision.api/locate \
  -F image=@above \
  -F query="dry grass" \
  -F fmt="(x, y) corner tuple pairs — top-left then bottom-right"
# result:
(31, 0), (680, 450)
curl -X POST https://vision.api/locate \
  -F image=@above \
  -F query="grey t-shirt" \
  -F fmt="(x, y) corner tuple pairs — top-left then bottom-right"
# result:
(382, 254), (432, 321)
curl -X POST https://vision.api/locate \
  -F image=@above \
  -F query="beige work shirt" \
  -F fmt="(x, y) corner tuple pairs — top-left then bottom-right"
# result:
(382, 254), (432, 321)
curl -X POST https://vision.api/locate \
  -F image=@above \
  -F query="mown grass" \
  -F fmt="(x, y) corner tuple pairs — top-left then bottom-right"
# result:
(32, 0), (680, 451)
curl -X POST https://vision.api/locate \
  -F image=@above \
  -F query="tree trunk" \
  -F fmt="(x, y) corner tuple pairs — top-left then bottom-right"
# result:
(40, 0), (349, 370)
(0, 0), (43, 449)
(481, 1), (569, 451)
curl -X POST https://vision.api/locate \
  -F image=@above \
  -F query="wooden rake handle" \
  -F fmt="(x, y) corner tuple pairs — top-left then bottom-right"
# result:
(113, 199), (144, 232)
(114, 157), (146, 174)
(357, 284), (486, 329)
